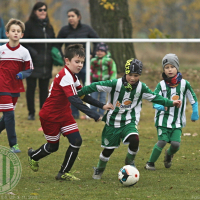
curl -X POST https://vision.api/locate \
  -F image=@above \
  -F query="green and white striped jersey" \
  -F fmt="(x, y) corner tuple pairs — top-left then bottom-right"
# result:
(78, 78), (174, 128)
(154, 79), (197, 128)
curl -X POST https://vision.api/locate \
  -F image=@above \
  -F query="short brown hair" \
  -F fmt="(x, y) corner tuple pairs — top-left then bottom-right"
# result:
(5, 18), (25, 33)
(65, 44), (85, 61)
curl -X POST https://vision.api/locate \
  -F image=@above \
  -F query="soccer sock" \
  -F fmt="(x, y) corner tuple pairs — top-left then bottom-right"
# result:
(31, 144), (51, 161)
(60, 145), (79, 173)
(168, 146), (180, 155)
(148, 144), (163, 163)
(4, 111), (17, 147)
(125, 148), (137, 165)
(97, 152), (110, 169)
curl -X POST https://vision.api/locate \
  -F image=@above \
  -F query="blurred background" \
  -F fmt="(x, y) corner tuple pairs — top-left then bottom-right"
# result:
(1, 0), (200, 73)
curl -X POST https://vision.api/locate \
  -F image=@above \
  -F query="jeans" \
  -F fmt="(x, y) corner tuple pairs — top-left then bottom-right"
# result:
(90, 91), (107, 116)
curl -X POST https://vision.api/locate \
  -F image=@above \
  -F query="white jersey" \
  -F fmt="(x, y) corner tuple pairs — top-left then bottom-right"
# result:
(154, 79), (197, 128)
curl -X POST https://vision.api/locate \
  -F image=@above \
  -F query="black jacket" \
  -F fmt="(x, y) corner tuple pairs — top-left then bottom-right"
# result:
(23, 18), (55, 79)
(56, 22), (99, 57)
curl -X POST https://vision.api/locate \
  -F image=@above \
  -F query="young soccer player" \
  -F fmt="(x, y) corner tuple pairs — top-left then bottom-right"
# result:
(0, 18), (33, 153)
(28, 44), (113, 181)
(145, 53), (199, 170)
(77, 58), (181, 179)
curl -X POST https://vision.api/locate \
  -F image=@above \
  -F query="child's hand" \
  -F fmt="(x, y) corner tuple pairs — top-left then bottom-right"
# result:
(103, 103), (114, 110)
(96, 116), (102, 122)
(173, 100), (181, 108)
(16, 73), (23, 80)
(191, 111), (199, 122)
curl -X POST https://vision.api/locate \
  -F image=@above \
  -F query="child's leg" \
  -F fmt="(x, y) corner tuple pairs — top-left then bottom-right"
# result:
(59, 131), (82, 173)
(4, 111), (17, 147)
(29, 142), (56, 161)
(97, 148), (114, 169)
(125, 134), (139, 165)
(148, 140), (167, 162)
(93, 148), (114, 179)
(168, 141), (180, 155)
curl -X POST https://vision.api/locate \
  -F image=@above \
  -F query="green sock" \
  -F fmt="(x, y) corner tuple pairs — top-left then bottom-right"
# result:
(149, 144), (163, 163)
(125, 152), (136, 165)
(168, 146), (179, 155)
(97, 159), (107, 169)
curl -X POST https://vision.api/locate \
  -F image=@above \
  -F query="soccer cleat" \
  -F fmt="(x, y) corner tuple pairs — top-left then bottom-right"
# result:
(10, 144), (21, 153)
(92, 167), (105, 180)
(28, 148), (39, 172)
(55, 172), (80, 181)
(164, 150), (174, 168)
(145, 162), (156, 171)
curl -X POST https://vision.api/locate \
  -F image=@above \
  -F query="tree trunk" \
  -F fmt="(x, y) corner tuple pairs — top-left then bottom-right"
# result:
(89, 0), (136, 73)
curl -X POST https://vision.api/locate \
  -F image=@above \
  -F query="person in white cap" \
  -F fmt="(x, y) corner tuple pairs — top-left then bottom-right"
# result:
(145, 53), (199, 171)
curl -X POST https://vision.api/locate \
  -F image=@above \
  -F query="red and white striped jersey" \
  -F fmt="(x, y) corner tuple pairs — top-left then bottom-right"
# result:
(0, 43), (33, 93)
(39, 65), (82, 122)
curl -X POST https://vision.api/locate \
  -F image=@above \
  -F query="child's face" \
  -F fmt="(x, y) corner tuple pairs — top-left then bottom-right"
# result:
(6, 24), (23, 41)
(164, 64), (177, 78)
(65, 55), (85, 74)
(96, 50), (106, 58)
(126, 73), (140, 85)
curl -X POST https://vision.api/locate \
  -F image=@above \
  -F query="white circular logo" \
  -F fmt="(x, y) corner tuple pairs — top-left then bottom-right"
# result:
(0, 146), (22, 194)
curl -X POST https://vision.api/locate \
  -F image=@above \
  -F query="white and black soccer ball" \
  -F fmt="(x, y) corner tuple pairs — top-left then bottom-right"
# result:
(118, 165), (140, 186)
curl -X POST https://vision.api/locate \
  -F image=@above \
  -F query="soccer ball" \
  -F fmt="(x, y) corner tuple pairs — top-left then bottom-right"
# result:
(118, 165), (140, 186)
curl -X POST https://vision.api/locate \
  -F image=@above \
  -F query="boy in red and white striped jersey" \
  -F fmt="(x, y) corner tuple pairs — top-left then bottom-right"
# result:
(0, 18), (33, 153)
(28, 44), (113, 181)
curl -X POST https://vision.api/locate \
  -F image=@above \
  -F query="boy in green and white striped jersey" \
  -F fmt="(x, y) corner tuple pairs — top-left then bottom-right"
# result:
(145, 53), (199, 171)
(78, 58), (181, 179)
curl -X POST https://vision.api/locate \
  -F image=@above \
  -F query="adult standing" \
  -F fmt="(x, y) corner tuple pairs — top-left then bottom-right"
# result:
(23, 2), (55, 120)
(0, 16), (7, 45)
(56, 8), (99, 119)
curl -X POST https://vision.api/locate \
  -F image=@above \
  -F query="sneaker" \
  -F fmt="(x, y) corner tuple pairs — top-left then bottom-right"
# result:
(28, 148), (39, 172)
(28, 114), (35, 120)
(10, 144), (21, 153)
(164, 150), (173, 168)
(92, 167), (105, 180)
(80, 115), (90, 120)
(55, 172), (80, 181)
(145, 162), (156, 170)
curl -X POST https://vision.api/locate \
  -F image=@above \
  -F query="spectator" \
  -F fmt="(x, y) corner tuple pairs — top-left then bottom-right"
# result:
(82, 43), (117, 119)
(0, 18), (33, 153)
(0, 16), (7, 45)
(56, 8), (99, 119)
(23, 2), (55, 121)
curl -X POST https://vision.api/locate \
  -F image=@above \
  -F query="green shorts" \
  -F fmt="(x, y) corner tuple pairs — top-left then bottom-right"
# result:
(157, 126), (182, 143)
(101, 123), (138, 149)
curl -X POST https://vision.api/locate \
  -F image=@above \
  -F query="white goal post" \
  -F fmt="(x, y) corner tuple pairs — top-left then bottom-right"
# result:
(1, 38), (200, 85)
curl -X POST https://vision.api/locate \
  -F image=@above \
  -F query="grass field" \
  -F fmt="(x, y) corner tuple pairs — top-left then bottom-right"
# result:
(1, 45), (200, 199)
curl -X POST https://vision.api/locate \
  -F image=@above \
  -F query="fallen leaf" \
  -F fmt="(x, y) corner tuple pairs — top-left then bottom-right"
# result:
(183, 133), (191, 136)
(7, 192), (16, 195)
(30, 193), (39, 196)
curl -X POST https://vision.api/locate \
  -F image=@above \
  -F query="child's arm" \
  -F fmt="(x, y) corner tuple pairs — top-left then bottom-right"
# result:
(191, 102), (199, 122)
(80, 94), (114, 111)
(142, 83), (181, 108)
(16, 69), (33, 80)
(78, 80), (113, 97)
(68, 95), (101, 121)
(185, 81), (199, 121)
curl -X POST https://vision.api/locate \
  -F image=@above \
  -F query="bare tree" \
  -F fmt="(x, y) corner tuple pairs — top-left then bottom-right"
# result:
(89, 0), (136, 73)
